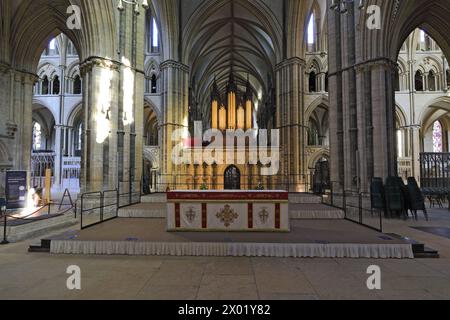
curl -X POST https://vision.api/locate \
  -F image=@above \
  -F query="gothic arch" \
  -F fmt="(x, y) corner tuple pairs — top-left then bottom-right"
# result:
(145, 59), (160, 77)
(286, 0), (309, 59)
(66, 103), (83, 127)
(418, 56), (444, 74)
(32, 103), (56, 140)
(150, 0), (178, 60)
(32, 98), (56, 119)
(37, 62), (58, 80)
(9, 0), (117, 73)
(305, 95), (329, 121)
(419, 96), (450, 131)
(144, 59), (160, 93)
(360, 0), (450, 62)
(144, 98), (162, 126)
(397, 57), (407, 74)
(304, 0), (322, 52)
(67, 60), (81, 77)
(306, 57), (323, 73)
(308, 148), (330, 169)
(395, 104), (408, 128)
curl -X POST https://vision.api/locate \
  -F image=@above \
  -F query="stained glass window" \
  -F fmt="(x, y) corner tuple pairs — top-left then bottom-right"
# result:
(433, 121), (443, 153)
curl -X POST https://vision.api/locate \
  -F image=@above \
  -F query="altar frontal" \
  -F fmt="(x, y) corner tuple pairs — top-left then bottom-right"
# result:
(167, 191), (289, 232)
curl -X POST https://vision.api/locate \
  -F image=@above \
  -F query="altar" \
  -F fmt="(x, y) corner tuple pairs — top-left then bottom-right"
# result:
(167, 191), (289, 232)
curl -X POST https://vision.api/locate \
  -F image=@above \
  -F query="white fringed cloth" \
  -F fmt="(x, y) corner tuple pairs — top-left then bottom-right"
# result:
(51, 240), (414, 259)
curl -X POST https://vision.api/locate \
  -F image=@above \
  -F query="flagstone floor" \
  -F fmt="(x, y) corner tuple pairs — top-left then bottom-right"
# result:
(0, 208), (449, 300)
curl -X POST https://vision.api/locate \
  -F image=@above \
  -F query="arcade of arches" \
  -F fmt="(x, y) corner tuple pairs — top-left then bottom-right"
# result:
(1, 0), (450, 198)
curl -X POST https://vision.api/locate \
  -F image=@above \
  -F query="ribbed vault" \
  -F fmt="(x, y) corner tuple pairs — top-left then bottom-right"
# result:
(7, 0), (117, 72)
(360, 0), (450, 62)
(182, 0), (283, 118)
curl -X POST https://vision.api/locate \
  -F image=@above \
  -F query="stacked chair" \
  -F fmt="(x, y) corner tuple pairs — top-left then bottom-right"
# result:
(407, 178), (429, 221)
(370, 177), (428, 221)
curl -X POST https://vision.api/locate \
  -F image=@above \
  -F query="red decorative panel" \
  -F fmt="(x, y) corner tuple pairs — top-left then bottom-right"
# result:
(275, 203), (281, 229)
(248, 203), (253, 229)
(175, 203), (181, 228)
(202, 203), (207, 229)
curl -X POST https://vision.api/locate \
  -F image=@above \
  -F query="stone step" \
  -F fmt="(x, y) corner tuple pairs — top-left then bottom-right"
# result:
(118, 203), (166, 218)
(386, 233), (439, 258)
(141, 194), (167, 204)
(29, 239), (52, 253)
(1, 214), (78, 243)
(289, 203), (345, 220)
(289, 193), (323, 204)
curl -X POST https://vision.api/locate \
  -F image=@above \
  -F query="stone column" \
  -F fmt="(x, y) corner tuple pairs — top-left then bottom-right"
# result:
(160, 60), (189, 188)
(410, 125), (421, 182)
(327, 6), (344, 192)
(54, 64), (67, 189)
(355, 65), (371, 191)
(407, 59), (419, 180)
(443, 56), (448, 91)
(11, 72), (36, 175)
(370, 60), (397, 179)
(79, 58), (120, 192)
(275, 57), (306, 192)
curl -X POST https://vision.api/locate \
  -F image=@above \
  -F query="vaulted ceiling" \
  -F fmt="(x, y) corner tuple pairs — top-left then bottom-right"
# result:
(2, 0), (117, 72)
(181, 0), (283, 114)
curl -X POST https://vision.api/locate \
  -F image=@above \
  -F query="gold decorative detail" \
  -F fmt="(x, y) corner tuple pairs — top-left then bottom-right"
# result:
(258, 207), (269, 224)
(216, 205), (239, 227)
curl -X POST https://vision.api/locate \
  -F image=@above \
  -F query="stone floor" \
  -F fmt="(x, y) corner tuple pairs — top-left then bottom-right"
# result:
(0, 207), (449, 300)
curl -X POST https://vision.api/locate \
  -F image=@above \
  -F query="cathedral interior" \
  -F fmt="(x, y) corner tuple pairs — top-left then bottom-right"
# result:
(1, 0), (450, 301)
(0, 0), (449, 201)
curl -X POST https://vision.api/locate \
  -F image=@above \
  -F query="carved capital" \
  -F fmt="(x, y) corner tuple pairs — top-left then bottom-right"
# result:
(160, 60), (190, 73)
(79, 57), (121, 76)
(275, 57), (306, 71)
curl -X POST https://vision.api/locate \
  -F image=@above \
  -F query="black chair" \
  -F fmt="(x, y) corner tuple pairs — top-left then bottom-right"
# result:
(407, 177), (428, 221)
(395, 177), (411, 219)
(385, 177), (406, 219)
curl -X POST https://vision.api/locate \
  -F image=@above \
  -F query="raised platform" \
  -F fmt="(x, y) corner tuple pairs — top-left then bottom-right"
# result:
(119, 193), (344, 220)
(46, 218), (414, 259)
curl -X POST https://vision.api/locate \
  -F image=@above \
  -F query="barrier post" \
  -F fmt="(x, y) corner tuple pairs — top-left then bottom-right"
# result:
(1, 213), (8, 245)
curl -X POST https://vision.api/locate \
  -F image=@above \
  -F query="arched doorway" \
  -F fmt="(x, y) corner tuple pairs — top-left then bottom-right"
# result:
(224, 166), (241, 190)
(312, 157), (330, 194)
(143, 103), (161, 193)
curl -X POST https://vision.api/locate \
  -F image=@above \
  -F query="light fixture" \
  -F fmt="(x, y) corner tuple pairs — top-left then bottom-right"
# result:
(330, 0), (364, 14)
(117, 0), (150, 14)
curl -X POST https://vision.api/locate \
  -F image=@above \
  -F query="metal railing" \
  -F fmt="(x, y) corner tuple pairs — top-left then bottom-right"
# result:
(321, 182), (383, 232)
(143, 174), (312, 194)
(80, 191), (116, 229)
(80, 184), (141, 229)
(1, 200), (75, 245)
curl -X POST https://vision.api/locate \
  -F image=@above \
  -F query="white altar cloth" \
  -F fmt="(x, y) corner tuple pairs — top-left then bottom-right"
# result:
(167, 190), (290, 232)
